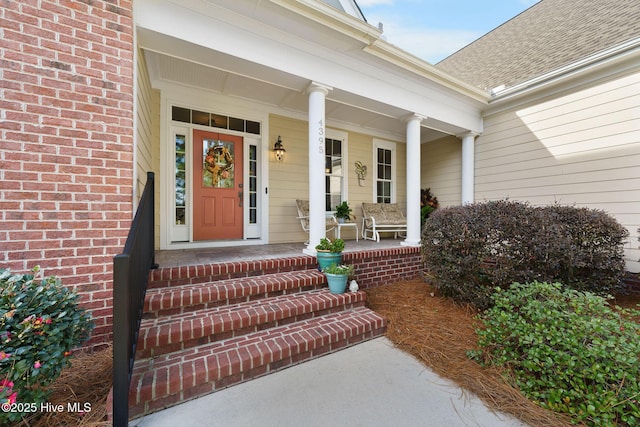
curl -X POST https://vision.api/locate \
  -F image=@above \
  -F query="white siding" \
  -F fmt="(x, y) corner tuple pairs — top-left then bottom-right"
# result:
(477, 72), (640, 271)
(421, 135), (462, 207)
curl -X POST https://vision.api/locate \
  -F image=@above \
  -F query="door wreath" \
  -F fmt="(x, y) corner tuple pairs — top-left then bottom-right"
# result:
(204, 144), (234, 187)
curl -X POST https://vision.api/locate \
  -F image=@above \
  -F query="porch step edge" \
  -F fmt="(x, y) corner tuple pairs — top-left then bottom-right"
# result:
(144, 269), (326, 316)
(149, 255), (318, 288)
(137, 289), (368, 358)
(129, 307), (386, 418)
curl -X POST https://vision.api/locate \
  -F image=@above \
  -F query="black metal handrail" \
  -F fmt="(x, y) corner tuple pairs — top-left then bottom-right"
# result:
(112, 172), (158, 426)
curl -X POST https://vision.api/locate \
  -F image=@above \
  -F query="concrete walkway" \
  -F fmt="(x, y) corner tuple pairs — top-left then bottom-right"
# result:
(130, 337), (527, 427)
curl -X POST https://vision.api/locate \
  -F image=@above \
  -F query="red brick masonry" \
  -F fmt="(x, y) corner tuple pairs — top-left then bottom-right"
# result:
(125, 246), (421, 419)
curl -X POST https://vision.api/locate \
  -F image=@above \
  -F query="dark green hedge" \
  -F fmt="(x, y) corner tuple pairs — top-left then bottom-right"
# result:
(421, 200), (629, 309)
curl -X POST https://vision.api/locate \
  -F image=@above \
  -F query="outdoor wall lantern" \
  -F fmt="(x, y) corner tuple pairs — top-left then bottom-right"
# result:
(273, 136), (286, 162)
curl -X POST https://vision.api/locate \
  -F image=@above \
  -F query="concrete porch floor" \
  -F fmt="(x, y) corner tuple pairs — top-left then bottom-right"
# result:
(155, 238), (406, 268)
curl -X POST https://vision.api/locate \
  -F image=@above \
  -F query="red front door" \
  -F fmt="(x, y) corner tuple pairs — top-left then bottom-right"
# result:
(193, 130), (243, 240)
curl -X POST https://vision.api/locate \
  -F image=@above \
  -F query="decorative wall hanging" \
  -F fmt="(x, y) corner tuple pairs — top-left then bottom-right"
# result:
(354, 161), (367, 186)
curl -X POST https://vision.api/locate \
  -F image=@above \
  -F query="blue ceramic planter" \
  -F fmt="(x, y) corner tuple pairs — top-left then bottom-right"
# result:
(316, 251), (342, 271)
(324, 272), (348, 294)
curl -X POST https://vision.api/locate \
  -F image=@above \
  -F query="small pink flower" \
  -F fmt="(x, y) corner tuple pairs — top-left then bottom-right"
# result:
(63, 351), (72, 357)
(33, 361), (41, 369)
(7, 392), (17, 404)
(0, 352), (10, 361)
(45, 318), (52, 324)
(0, 379), (13, 389)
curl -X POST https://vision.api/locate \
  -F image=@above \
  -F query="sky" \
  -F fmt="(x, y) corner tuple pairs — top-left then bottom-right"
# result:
(356, 0), (540, 64)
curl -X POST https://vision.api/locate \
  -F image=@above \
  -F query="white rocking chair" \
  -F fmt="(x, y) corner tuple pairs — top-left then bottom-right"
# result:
(295, 199), (338, 242)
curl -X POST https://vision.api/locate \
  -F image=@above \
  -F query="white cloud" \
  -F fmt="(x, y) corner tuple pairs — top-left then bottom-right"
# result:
(379, 22), (481, 64)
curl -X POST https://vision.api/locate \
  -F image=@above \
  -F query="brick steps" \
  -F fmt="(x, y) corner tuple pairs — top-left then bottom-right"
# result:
(144, 269), (326, 318)
(137, 289), (367, 358)
(129, 260), (387, 419)
(130, 306), (385, 418)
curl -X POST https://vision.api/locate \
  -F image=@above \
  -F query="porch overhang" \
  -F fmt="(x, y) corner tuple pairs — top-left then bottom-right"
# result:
(135, 0), (487, 142)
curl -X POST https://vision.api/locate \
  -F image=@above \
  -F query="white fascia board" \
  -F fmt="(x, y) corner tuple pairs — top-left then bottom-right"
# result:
(271, 0), (487, 102)
(136, 0), (484, 133)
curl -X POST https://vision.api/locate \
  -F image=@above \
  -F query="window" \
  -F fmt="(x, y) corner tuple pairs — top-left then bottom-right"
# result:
(374, 139), (396, 203)
(325, 137), (343, 211)
(323, 130), (348, 211)
(171, 106), (261, 135)
(175, 134), (187, 224)
(248, 144), (258, 224)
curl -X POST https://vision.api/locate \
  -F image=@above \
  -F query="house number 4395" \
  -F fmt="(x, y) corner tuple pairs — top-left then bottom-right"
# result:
(318, 120), (324, 154)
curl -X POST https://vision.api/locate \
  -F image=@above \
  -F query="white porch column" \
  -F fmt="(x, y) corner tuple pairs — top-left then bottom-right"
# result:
(304, 82), (333, 255)
(402, 114), (423, 247)
(460, 132), (478, 204)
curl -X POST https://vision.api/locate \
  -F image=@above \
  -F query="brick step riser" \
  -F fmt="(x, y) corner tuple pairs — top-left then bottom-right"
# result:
(148, 257), (320, 290)
(129, 311), (386, 418)
(137, 299), (367, 359)
(144, 281), (326, 319)
(144, 270), (326, 317)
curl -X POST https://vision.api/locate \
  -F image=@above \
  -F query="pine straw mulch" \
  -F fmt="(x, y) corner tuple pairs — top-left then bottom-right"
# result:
(366, 279), (582, 427)
(11, 280), (640, 427)
(15, 345), (113, 427)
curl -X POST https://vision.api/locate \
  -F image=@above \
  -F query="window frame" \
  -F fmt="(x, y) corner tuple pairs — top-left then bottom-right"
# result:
(373, 139), (397, 204)
(324, 129), (348, 212)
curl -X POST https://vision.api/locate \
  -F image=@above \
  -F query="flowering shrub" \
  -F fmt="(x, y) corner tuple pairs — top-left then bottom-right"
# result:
(469, 282), (640, 426)
(0, 267), (94, 423)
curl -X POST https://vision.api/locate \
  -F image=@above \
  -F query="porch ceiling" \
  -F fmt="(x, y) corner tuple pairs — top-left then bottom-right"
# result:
(143, 47), (453, 143)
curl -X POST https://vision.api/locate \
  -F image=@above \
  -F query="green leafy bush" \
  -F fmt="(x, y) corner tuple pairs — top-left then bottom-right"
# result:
(469, 282), (640, 426)
(0, 267), (94, 423)
(421, 200), (628, 309)
(315, 237), (344, 253)
(420, 188), (439, 228)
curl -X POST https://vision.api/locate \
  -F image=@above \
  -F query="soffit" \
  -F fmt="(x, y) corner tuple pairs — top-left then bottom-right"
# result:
(143, 47), (449, 142)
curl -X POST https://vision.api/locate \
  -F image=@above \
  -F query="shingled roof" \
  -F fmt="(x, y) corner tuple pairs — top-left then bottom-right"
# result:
(435, 0), (640, 92)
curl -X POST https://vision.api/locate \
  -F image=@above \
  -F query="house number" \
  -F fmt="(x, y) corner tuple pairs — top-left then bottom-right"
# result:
(318, 119), (324, 154)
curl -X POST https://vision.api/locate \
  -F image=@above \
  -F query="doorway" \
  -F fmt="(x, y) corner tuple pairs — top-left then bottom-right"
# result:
(192, 130), (243, 240)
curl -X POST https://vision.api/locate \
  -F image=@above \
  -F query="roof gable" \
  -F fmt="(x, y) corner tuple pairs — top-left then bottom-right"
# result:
(320, 0), (366, 21)
(435, 0), (640, 91)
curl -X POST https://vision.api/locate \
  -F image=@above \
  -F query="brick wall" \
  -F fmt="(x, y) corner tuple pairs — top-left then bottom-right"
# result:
(0, 0), (134, 346)
(344, 246), (423, 288)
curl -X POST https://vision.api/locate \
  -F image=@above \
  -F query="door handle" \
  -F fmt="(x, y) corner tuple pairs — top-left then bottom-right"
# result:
(238, 191), (243, 207)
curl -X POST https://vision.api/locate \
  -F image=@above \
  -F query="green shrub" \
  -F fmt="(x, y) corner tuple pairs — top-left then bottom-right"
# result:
(420, 188), (439, 228)
(0, 267), (94, 423)
(421, 200), (628, 309)
(469, 282), (640, 426)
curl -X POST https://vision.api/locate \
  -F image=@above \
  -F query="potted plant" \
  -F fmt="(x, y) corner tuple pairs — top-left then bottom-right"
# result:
(315, 238), (344, 270)
(322, 263), (354, 294)
(334, 201), (354, 223)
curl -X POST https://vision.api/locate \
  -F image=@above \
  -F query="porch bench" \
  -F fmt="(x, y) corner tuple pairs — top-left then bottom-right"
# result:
(361, 202), (407, 242)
